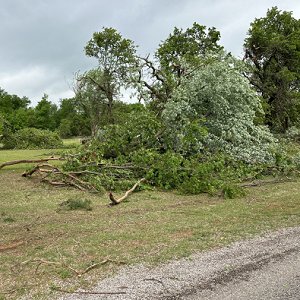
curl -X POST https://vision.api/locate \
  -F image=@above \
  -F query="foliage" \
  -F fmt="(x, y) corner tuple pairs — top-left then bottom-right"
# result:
(163, 53), (276, 163)
(77, 27), (138, 127)
(137, 22), (223, 111)
(34, 94), (58, 131)
(1, 127), (63, 149)
(244, 6), (300, 132)
(0, 88), (30, 114)
(130, 150), (265, 195)
(57, 98), (90, 137)
(94, 109), (162, 158)
(284, 126), (300, 142)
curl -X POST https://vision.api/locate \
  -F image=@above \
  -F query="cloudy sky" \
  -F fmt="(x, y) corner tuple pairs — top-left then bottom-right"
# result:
(1, 0), (300, 106)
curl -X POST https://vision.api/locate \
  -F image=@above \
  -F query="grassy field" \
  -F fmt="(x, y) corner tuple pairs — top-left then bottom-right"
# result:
(0, 147), (300, 299)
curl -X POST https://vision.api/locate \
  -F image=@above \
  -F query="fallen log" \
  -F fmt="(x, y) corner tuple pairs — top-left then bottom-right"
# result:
(109, 178), (146, 206)
(0, 157), (63, 169)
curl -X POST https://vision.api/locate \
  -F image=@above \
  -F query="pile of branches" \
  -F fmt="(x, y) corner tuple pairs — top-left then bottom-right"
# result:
(0, 157), (146, 206)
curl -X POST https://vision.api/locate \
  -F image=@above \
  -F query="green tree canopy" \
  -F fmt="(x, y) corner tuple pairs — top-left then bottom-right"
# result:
(0, 88), (30, 114)
(244, 6), (300, 132)
(163, 53), (275, 163)
(138, 22), (223, 111)
(34, 94), (58, 131)
(79, 27), (137, 125)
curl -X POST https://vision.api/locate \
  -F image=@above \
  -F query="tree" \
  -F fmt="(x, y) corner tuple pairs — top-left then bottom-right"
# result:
(0, 88), (30, 114)
(163, 53), (275, 163)
(79, 27), (137, 126)
(57, 98), (90, 137)
(244, 7), (300, 132)
(34, 94), (58, 131)
(137, 22), (223, 112)
(0, 88), (33, 131)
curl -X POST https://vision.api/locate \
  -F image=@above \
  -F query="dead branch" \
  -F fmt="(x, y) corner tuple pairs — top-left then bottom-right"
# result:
(54, 287), (126, 295)
(109, 178), (146, 206)
(21, 258), (125, 277)
(22, 163), (59, 177)
(0, 157), (63, 169)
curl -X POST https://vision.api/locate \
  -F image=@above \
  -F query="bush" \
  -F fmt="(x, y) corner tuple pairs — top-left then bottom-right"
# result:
(1, 127), (63, 149)
(57, 198), (92, 211)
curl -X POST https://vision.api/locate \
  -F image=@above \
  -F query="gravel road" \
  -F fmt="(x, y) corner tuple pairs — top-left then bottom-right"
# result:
(59, 226), (300, 300)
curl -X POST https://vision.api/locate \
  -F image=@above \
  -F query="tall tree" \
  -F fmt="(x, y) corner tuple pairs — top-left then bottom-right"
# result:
(75, 69), (107, 136)
(137, 22), (223, 112)
(79, 27), (137, 127)
(34, 94), (58, 131)
(244, 7), (300, 132)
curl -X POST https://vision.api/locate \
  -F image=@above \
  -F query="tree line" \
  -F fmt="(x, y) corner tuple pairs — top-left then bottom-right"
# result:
(1, 6), (300, 142)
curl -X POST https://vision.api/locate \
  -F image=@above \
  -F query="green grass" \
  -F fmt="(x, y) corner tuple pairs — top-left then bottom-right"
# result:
(62, 137), (81, 148)
(0, 149), (300, 299)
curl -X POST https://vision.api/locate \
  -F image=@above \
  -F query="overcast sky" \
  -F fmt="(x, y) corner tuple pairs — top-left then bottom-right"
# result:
(1, 0), (300, 106)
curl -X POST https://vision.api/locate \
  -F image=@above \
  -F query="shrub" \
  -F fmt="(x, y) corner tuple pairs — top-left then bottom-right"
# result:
(1, 127), (63, 149)
(57, 198), (92, 211)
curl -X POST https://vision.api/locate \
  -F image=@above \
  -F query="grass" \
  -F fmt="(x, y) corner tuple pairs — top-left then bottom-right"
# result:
(62, 137), (81, 148)
(0, 149), (300, 299)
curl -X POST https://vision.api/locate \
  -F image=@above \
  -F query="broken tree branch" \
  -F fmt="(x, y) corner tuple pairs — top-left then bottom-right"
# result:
(109, 178), (146, 206)
(0, 157), (63, 169)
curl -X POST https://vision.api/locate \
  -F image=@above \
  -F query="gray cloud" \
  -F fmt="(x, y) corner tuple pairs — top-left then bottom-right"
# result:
(0, 0), (299, 106)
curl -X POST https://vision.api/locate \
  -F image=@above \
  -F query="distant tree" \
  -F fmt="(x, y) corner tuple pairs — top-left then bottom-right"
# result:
(34, 94), (58, 131)
(0, 88), (30, 114)
(244, 7), (300, 132)
(0, 88), (33, 131)
(78, 27), (137, 127)
(57, 97), (90, 137)
(137, 22), (223, 112)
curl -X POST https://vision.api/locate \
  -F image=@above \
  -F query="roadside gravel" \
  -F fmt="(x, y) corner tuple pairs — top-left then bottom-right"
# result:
(59, 226), (300, 300)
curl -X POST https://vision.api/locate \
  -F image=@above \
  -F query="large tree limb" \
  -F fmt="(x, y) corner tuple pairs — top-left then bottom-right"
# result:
(0, 158), (63, 170)
(109, 178), (146, 206)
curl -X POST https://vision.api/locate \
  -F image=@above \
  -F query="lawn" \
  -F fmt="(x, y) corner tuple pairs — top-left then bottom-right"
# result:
(0, 148), (300, 299)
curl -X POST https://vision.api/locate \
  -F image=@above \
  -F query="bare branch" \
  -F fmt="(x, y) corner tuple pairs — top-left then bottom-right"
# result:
(109, 178), (146, 206)
(0, 158), (63, 170)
